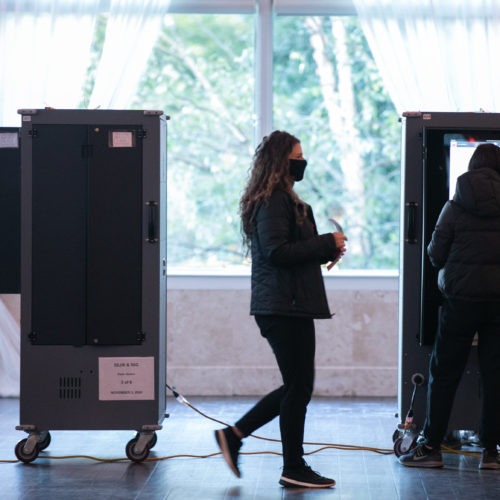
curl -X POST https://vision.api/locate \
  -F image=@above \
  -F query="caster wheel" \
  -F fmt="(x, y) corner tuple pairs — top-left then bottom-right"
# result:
(148, 432), (158, 450)
(393, 437), (405, 457)
(126, 438), (150, 463)
(134, 431), (157, 450)
(393, 435), (418, 457)
(15, 438), (40, 464)
(392, 429), (402, 443)
(38, 431), (51, 451)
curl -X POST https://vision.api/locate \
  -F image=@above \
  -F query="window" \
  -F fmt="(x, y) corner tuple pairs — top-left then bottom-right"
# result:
(139, 6), (400, 271)
(134, 13), (254, 270)
(273, 15), (400, 269)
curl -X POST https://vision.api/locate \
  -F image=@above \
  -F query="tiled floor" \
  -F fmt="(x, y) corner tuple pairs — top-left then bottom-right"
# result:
(0, 396), (498, 499)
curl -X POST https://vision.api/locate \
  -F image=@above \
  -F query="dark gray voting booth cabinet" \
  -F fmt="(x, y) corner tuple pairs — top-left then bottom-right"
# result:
(0, 127), (21, 293)
(396, 111), (500, 455)
(15, 109), (167, 463)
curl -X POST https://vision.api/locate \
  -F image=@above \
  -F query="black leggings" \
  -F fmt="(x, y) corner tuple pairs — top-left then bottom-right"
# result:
(235, 315), (315, 469)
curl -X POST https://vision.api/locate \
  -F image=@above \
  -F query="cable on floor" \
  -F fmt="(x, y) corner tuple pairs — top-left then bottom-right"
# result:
(166, 384), (395, 455)
(165, 384), (483, 460)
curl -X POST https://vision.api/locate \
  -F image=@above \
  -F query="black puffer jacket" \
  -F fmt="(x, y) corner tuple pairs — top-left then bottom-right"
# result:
(250, 189), (340, 318)
(427, 167), (500, 301)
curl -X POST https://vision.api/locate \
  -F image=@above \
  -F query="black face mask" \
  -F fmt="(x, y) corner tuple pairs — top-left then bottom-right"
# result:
(289, 159), (308, 182)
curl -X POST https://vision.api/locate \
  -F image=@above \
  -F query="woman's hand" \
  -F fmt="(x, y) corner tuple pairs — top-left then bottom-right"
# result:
(332, 231), (347, 249)
(327, 232), (347, 270)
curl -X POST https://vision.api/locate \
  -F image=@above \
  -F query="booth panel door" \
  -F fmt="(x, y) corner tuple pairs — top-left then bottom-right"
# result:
(31, 125), (88, 345)
(86, 126), (143, 345)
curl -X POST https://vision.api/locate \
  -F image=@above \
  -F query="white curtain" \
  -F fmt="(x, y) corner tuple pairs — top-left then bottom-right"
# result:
(352, 0), (500, 114)
(0, 298), (20, 397)
(88, 0), (170, 109)
(0, 0), (102, 126)
(0, 0), (170, 122)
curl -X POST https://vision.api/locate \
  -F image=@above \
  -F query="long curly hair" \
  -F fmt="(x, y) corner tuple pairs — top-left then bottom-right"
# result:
(240, 130), (304, 249)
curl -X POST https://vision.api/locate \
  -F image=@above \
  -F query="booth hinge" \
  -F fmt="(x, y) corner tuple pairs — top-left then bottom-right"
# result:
(29, 128), (38, 138)
(28, 331), (37, 343)
(136, 331), (146, 343)
(137, 129), (147, 140)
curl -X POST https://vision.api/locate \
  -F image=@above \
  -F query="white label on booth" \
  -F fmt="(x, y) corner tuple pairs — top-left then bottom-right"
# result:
(109, 130), (135, 147)
(98, 356), (154, 401)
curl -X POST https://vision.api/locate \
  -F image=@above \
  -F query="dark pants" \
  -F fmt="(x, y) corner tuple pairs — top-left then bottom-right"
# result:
(423, 299), (500, 450)
(235, 315), (315, 469)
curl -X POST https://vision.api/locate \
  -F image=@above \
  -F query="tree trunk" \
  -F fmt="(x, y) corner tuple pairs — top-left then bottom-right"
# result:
(306, 18), (365, 258)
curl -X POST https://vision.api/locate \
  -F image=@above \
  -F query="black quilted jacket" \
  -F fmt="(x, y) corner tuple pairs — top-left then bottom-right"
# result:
(427, 167), (500, 301)
(249, 189), (340, 318)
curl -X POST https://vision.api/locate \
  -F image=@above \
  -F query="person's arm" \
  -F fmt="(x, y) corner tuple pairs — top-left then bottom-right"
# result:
(427, 201), (456, 269)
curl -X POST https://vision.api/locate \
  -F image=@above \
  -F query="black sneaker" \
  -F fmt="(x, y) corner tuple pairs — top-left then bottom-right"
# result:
(399, 443), (444, 468)
(479, 449), (500, 470)
(280, 463), (336, 488)
(215, 427), (242, 478)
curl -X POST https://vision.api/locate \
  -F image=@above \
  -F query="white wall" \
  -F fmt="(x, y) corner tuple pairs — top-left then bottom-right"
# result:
(167, 274), (399, 397)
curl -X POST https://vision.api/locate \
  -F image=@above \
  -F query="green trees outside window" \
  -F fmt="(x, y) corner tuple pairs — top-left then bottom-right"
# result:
(274, 16), (400, 269)
(136, 14), (254, 270)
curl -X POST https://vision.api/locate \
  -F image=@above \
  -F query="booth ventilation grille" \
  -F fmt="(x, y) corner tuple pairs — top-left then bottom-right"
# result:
(59, 377), (82, 400)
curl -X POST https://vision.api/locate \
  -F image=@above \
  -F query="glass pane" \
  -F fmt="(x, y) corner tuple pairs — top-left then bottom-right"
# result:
(274, 16), (400, 270)
(135, 14), (254, 270)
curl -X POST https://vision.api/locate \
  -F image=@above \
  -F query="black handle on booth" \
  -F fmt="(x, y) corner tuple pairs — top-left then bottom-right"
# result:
(146, 201), (158, 243)
(405, 202), (418, 244)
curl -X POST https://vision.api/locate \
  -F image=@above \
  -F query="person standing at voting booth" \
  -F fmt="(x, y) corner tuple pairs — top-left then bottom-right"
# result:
(214, 130), (347, 488)
(399, 142), (500, 469)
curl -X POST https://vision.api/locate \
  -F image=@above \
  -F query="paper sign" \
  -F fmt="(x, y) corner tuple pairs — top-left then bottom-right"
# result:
(98, 356), (154, 401)
(110, 130), (134, 148)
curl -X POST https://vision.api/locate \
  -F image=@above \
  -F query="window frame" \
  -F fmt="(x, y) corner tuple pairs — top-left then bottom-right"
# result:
(167, 1), (356, 15)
